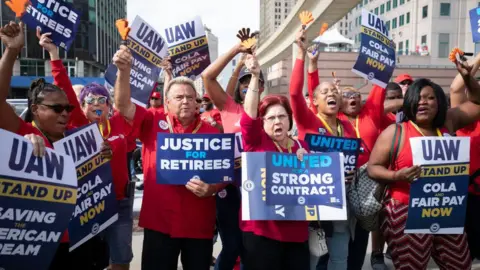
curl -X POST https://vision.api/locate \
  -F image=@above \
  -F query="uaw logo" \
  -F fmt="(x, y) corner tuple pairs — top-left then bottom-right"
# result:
(318, 128), (327, 135)
(243, 180), (255, 192)
(158, 120), (169, 130)
(429, 223), (440, 233)
(367, 72), (375, 80)
(91, 223), (100, 234)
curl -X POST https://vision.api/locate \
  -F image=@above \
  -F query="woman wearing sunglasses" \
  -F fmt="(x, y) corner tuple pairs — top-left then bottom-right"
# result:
(0, 22), (113, 270)
(37, 29), (141, 270)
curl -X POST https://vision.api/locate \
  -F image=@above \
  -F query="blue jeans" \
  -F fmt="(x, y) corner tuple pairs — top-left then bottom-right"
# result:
(326, 221), (350, 270)
(104, 195), (134, 264)
(214, 184), (243, 270)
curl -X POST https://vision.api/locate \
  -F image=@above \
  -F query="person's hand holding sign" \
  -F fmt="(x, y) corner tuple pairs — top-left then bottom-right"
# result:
(345, 169), (357, 184)
(393, 165), (422, 183)
(186, 177), (216, 198)
(100, 141), (113, 160)
(296, 148), (308, 162)
(0, 21), (24, 51)
(295, 28), (307, 54)
(36, 27), (60, 60)
(112, 45), (133, 72)
(24, 134), (46, 157)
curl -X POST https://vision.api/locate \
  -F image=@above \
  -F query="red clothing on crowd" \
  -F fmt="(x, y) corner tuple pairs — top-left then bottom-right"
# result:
(17, 121), (72, 242)
(382, 112), (397, 130)
(240, 112), (309, 243)
(133, 107), (220, 239)
(201, 108), (222, 126)
(289, 59), (357, 140)
(51, 59), (137, 200)
(390, 122), (450, 204)
(306, 69), (386, 166)
(220, 95), (243, 134)
(457, 121), (480, 195)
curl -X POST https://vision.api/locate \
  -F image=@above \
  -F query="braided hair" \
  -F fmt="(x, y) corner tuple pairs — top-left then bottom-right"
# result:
(24, 78), (63, 123)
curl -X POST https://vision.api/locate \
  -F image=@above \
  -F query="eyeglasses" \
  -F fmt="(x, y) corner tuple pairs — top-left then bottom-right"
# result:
(84, 96), (107, 105)
(400, 80), (413, 86)
(39, 103), (75, 114)
(264, 114), (288, 123)
(342, 92), (361, 98)
(151, 97), (159, 101)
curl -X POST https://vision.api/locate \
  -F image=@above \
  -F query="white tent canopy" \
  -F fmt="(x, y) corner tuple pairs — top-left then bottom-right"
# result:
(313, 28), (354, 46)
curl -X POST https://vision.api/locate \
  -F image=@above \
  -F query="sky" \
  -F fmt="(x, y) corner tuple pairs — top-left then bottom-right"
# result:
(127, 0), (260, 55)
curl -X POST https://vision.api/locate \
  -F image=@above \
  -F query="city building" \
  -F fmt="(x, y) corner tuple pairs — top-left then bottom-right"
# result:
(6, 0), (126, 98)
(334, 0), (480, 66)
(260, 0), (298, 94)
(219, 54), (241, 89)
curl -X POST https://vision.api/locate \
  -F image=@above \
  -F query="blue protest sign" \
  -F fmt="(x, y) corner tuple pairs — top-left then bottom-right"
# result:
(164, 16), (211, 80)
(0, 129), (77, 270)
(469, 8), (480, 43)
(241, 152), (347, 221)
(405, 137), (470, 234)
(156, 133), (235, 184)
(265, 152), (344, 206)
(21, 0), (81, 50)
(54, 124), (118, 251)
(105, 16), (168, 107)
(305, 133), (361, 173)
(233, 132), (244, 185)
(352, 9), (395, 88)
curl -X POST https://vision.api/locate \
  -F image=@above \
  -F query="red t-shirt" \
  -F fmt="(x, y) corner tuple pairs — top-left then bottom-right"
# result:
(17, 120), (71, 243)
(390, 122), (450, 204)
(381, 112), (396, 130)
(52, 59), (138, 200)
(133, 107), (220, 239)
(201, 108), (222, 126)
(306, 69), (386, 167)
(289, 59), (357, 141)
(240, 112), (309, 242)
(457, 121), (480, 195)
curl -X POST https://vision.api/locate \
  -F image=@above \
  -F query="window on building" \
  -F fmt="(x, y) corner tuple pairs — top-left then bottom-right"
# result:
(345, 30), (348, 35)
(422, 5), (428, 18)
(400, 0), (405, 5)
(20, 60), (45, 76)
(421, 35), (427, 44)
(393, 0), (398, 8)
(340, 22), (343, 27)
(405, 39), (409, 55)
(438, 33), (449, 58)
(340, 30), (343, 35)
(399, 14), (405, 26)
(440, 3), (451, 16)
(381, 4), (385, 14)
(346, 14), (348, 20)
(475, 43), (480, 54)
(406, 12), (410, 24)
(386, 21), (390, 30)
(349, 22), (352, 30)
(387, 0), (391, 11)
(375, 7), (379, 14)
(285, 2), (288, 6)
(364, 0), (368, 4)
(392, 18), (397, 29)
(398, 41), (403, 55)
(285, 8), (287, 12)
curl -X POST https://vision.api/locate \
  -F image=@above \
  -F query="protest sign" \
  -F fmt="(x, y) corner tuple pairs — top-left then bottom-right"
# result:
(469, 7), (480, 43)
(305, 133), (361, 173)
(54, 124), (117, 251)
(405, 137), (470, 234)
(20, 0), (81, 50)
(241, 152), (347, 221)
(352, 9), (395, 88)
(233, 132), (243, 184)
(105, 16), (168, 107)
(156, 133), (235, 184)
(164, 16), (211, 80)
(0, 129), (76, 270)
(265, 152), (344, 206)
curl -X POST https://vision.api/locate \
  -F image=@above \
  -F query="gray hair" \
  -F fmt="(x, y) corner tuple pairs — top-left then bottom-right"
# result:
(165, 77), (197, 99)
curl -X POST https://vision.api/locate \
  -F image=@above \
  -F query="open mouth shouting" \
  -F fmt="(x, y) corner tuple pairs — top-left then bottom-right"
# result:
(417, 106), (429, 115)
(327, 98), (337, 109)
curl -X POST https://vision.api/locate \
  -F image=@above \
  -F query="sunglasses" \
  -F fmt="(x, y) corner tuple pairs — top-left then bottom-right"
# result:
(400, 80), (413, 86)
(84, 96), (107, 105)
(39, 103), (75, 113)
(151, 97), (159, 101)
(342, 92), (361, 98)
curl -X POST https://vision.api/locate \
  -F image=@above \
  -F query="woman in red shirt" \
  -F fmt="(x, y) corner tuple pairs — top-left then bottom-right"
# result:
(0, 22), (111, 270)
(241, 54), (309, 270)
(37, 30), (141, 270)
(290, 28), (357, 270)
(367, 60), (480, 269)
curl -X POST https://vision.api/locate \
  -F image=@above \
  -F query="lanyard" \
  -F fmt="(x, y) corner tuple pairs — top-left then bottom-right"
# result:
(317, 114), (343, 136)
(32, 121), (64, 145)
(409, 121), (442, 137)
(166, 116), (202, 134)
(98, 120), (111, 140)
(349, 116), (360, 138)
(273, 139), (292, 153)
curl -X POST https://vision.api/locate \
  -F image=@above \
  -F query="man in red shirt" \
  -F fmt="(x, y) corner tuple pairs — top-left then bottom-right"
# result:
(201, 94), (223, 132)
(112, 45), (225, 270)
(148, 91), (163, 109)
